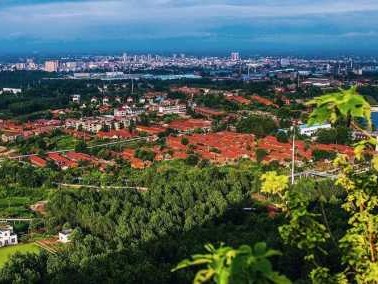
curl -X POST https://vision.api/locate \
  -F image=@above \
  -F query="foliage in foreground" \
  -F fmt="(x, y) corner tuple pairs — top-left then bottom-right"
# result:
(175, 86), (378, 283)
(172, 243), (291, 284)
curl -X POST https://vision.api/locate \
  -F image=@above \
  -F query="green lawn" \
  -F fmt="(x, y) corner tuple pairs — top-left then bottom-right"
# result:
(55, 135), (79, 150)
(0, 243), (39, 268)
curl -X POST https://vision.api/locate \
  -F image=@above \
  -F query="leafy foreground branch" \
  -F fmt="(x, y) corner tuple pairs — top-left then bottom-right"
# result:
(172, 243), (291, 284)
(175, 86), (378, 283)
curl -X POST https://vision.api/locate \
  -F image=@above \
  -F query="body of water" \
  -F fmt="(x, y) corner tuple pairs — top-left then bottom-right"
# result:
(372, 112), (378, 129)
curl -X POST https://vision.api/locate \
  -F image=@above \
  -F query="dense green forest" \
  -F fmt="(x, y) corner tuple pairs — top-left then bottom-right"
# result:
(0, 157), (346, 283)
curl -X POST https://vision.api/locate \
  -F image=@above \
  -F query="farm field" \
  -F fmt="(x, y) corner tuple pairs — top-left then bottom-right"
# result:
(0, 243), (39, 267)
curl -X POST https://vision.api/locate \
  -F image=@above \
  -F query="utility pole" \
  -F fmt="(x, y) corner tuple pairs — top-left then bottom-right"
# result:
(291, 126), (296, 185)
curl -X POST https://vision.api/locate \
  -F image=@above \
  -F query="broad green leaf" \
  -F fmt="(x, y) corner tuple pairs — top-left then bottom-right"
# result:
(306, 86), (371, 129)
(253, 242), (267, 256)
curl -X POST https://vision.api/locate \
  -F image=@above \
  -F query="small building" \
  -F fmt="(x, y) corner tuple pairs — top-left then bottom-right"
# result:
(58, 229), (72, 243)
(299, 123), (332, 136)
(115, 96), (122, 103)
(102, 96), (110, 105)
(90, 97), (98, 104)
(71, 94), (81, 104)
(1, 88), (22, 95)
(158, 104), (186, 114)
(1, 131), (22, 143)
(0, 225), (18, 247)
(30, 156), (48, 168)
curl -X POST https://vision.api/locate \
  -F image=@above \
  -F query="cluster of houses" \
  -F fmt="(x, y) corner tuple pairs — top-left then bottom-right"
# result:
(0, 85), (365, 171)
(29, 151), (111, 170)
(0, 119), (62, 143)
(0, 223), (72, 249)
(258, 136), (354, 164)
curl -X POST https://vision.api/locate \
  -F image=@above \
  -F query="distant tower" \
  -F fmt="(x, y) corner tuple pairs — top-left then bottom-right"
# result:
(297, 71), (300, 88)
(231, 52), (240, 61)
(44, 60), (59, 72)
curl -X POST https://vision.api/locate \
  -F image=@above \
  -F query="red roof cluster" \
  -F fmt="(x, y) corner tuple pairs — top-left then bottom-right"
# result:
(167, 131), (255, 164)
(224, 95), (251, 105)
(65, 151), (92, 162)
(251, 95), (278, 108)
(166, 119), (212, 132)
(121, 149), (149, 169)
(0, 119), (62, 140)
(97, 129), (137, 139)
(136, 125), (166, 135)
(29, 151), (100, 169)
(194, 106), (226, 117)
(47, 152), (78, 168)
(313, 144), (355, 157)
(29, 156), (48, 168)
(258, 136), (354, 164)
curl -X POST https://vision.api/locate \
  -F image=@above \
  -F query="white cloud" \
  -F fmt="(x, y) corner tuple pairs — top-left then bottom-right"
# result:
(0, 0), (378, 42)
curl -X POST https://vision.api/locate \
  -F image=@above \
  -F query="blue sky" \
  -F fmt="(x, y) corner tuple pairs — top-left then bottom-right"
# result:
(1, 0), (378, 55)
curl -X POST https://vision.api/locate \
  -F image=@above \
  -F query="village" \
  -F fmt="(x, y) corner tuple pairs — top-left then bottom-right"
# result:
(0, 65), (377, 274)
(0, 84), (360, 173)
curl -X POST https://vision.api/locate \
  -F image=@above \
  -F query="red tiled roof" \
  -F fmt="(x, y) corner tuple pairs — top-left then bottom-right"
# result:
(167, 119), (212, 131)
(97, 129), (136, 139)
(167, 131), (255, 164)
(258, 136), (354, 163)
(225, 95), (250, 105)
(121, 149), (149, 169)
(47, 152), (77, 168)
(136, 125), (166, 135)
(29, 156), (47, 167)
(251, 95), (278, 108)
(66, 151), (92, 162)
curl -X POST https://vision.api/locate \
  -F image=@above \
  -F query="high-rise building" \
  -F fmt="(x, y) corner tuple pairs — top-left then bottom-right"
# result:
(230, 52), (240, 61)
(44, 60), (59, 72)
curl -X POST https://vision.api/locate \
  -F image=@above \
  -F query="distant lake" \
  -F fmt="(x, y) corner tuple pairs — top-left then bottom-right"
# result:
(372, 112), (378, 129)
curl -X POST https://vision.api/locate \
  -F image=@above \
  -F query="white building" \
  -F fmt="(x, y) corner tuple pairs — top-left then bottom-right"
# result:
(102, 96), (110, 105)
(1, 88), (22, 95)
(71, 94), (81, 104)
(158, 104), (187, 114)
(114, 105), (145, 117)
(0, 225), (18, 247)
(91, 97), (98, 104)
(58, 229), (72, 243)
(299, 123), (332, 136)
(115, 96), (122, 103)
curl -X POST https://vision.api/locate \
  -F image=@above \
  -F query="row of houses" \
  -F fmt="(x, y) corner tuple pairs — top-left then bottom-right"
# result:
(258, 136), (354, 164)
(1, 119), (62, 143)
(29, 151), (106, 170)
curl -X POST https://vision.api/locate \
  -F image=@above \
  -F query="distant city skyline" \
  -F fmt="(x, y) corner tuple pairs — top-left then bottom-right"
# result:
(1, 0), (378, 55)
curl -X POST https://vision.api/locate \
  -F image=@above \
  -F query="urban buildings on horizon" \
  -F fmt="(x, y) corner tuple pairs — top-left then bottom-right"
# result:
(0, 51), (376, 80)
